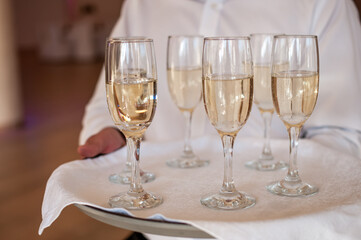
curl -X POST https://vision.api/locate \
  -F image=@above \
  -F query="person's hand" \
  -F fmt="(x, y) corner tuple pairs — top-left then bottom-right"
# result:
(77, 127), (126, 159)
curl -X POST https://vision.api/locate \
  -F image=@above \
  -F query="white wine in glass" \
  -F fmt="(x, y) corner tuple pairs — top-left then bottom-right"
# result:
(106, 38), (162, 209)
(201, 37), (256, 210)
(107, 37), (155, 185)
(166, 36), (209, 168)
(266, 35), (319, 197)
(245, 33), (287, 171)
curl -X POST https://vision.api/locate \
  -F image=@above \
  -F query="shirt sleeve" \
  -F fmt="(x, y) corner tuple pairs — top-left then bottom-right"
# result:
(306, 0), (361, 131)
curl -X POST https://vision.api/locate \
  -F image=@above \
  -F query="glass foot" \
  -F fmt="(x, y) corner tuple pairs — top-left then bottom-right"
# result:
(266, 180), (318, 197)
(109, 191), (163, 210)
(200, 191), (256, 210)
(166, 156), (209, 168)
(109, 171), (156, 184)
(245, 160), (287, 171)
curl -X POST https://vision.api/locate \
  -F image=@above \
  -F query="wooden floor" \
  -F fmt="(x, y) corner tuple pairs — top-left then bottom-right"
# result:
(0, 51), (132, 239)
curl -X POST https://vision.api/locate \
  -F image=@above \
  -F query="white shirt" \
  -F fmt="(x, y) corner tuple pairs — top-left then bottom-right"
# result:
(79, 0), (361, 145)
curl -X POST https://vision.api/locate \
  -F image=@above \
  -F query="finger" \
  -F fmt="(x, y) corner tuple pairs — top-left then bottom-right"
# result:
(77, 141), (103, 158)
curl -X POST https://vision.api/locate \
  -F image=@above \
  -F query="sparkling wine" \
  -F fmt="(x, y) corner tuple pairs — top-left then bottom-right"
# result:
(167, 67), (202, 112)
(203, 75), (253, 136)
(253, 65), (274, 113)
(272, 71), (319, 128)
(106, 78), (157, 137)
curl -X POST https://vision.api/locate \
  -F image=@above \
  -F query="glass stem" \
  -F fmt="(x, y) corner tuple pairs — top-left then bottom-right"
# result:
(260, 111), (273, 160)
(285, 127), (301, 184)
(126, 137), (144, 194)
(221, 134), (236, 193)
(182, 111), (194, 156)
(124, 141), (132, 171)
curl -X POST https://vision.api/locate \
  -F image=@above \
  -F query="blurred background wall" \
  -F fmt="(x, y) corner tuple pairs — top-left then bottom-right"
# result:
(0, 1), (131, 239)
(0, 0), (124, 129)
(14, 0), (123, 50)
(0, 0), (22, 128)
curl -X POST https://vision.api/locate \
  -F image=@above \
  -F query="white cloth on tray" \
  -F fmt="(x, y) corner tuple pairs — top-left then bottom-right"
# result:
(39, 135), (361, 240)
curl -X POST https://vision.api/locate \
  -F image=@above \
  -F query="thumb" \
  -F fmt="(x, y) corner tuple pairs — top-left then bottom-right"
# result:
(77, 127), (126, 159)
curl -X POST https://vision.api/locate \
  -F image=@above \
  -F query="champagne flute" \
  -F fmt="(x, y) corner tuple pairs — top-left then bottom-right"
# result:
(166, 35), (209, 168)
(266, 35), (319, 197)
(106, 38), (163, 209)
(108, 37), (155, 185)
(245, 33), (287, 171)
(201, 37), (256, 210)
